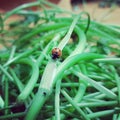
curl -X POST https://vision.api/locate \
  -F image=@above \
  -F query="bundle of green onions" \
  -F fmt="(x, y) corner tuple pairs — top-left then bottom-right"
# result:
(0, 0), (120, 120)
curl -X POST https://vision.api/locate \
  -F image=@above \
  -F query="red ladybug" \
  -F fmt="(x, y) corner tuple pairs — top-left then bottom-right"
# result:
(51, 48), (62, 60)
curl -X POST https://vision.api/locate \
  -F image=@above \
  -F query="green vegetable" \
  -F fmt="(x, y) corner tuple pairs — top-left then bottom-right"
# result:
(0, 0), (120, 120)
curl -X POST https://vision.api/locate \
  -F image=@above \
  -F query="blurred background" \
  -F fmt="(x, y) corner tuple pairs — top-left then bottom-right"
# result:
(0, 0), (120, 24)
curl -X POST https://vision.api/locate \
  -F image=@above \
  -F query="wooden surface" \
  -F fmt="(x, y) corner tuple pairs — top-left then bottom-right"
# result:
(58, 0), (120, 25)
(1, 0), (120, 25)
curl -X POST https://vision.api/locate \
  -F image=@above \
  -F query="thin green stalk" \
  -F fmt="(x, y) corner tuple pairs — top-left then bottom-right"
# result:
(74, 82), (87, 101)
(95, 28), (120, 45)
(15, 23), (69, 45)
(93, 58), (120, 64)
(31, 27), (67, 46)
(55, 79), (61, 120)
(110, 66), (120, 104)
(61, 89), (90, 120)
(60, 109), (81, 119)
(87, 109), (115, 119)
(10, 68), (35, 107)
(52, 17), (90, 33)
(79, 12), (90, 34)
(79, 63), (88, 75)
(4, 45), (39, 67)
(84, 92), (101, 99)
(35, 82), (80, 88)
(39, 60), (56, 87)
(7, 46), (16, 61)
(65, 101), (117, 108)
(0, 64), (13, 81)
(61, 83), (79, 87)
(0, 96), (4, 108)
(0, 112), (26, 120)
(9, 68), (24, 92)
(17, 58), (39, 102)
(74, 72), (117, 99)
(86, 108), (94, 116)
(58, 15), (80, 50)
(113, 114), (117, 120)
(118, 114), (120, 120)
(60, 64), (87, 119)
(60, 82), (87, 120)
(88, 74), (105, 80)
(54, 53), (105, 85)
(57, 12), (89, 52)
(92, 21), (120, 35)
(94, 87), (117, 99)
(70, 26), (86, 56)
(39, 3), (49, 21)
(4, 76), (9, 115)
(4, 1), (40, 20)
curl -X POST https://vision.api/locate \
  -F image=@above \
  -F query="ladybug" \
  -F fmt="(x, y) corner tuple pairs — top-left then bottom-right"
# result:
(51, 48), (62, 60)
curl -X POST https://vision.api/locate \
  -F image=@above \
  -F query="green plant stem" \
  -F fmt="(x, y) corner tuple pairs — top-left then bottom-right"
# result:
(39, 60), (57, 91)
(60, 64), (87, 119)
(17, 58), (39, 102)
(74, 72), (117, 99)
(117, 114), (120, 120)
(4, 76), (9, 115)
(60, 109), (81, 119)
(58, 15), (80, 50)
(87, 109), (115, 119)
(10, 68), (35, 107)
(35, 82), (80, 88)
(25, 88), (50, 120)
(4, 45), (39, 67)
(94, 87), (117, 100)
(7, 45), (16, 61)
(93, 58), (120, 64)
(0, 96), (4, 108)
(64, 101), (117, 108)
(25, 60), (57, 120)
(61, 82), (87, 120)
(15, 23), (69, 45)
(0, 112), (26, 120)
(54, 53), (105, 85)
(4, 1), (40, 20)
(70, 26), (86, 56)
(111, 66), (120, 104)
(0, 64), (13, 81)
(31, 27), (67, 46)
(55, 79), (61, 120)
(61, 89), (90, 120)
(74, 82), (87, 102)
(9, 68), (24, 92)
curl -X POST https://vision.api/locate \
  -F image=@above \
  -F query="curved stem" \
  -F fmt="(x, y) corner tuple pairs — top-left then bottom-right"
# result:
(54, 53), (105, 85)
(4, 1), (40, 20)
(17, 58), (39, 102)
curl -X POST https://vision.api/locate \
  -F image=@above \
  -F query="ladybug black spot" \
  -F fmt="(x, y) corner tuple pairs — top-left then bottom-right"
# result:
(51, 48), (62, 60)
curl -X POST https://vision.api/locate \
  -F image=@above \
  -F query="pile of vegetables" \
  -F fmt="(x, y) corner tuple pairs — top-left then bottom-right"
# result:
(0, 0), (120, 120)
